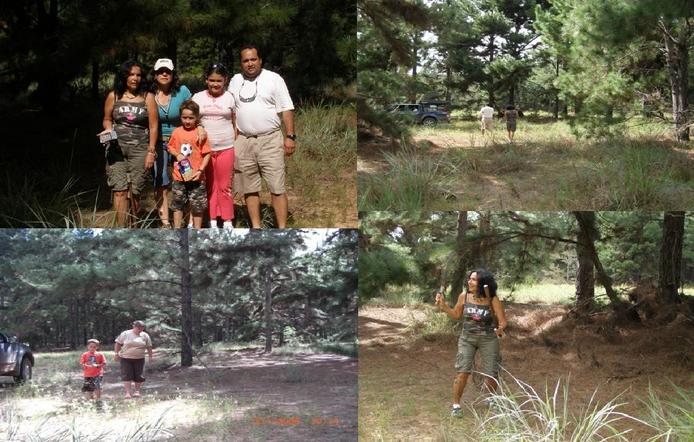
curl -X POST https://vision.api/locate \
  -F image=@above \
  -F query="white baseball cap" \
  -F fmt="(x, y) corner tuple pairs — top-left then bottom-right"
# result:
(154, 58), (174, 71)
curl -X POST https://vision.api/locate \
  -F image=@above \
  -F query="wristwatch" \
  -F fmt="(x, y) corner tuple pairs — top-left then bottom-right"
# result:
(286, 134), (297, 141)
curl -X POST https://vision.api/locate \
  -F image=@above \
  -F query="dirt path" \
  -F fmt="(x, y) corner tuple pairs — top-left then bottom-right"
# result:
(359, 304), (694, 441)
(5, 349), (357, 441)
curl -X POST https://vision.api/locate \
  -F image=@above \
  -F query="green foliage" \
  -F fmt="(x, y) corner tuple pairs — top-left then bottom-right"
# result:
(0, 229), (357, 350)
(358, 248), (418, 302)
(357, 211), (694, 309)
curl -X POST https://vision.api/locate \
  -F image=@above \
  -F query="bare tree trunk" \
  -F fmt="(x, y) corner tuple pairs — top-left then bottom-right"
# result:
(450, 211), (469, 297)
(658, 211), (684, 303)
(445, 64), (452, 103)
(553, 55), (560, 120)
(575, 222), (595, 313)
(264, 274), (273, 353)
(179, 229), (193, 367)
(573, 212), (627, 313)
(661, 19), (690, 141)
(91, 59), (100, 102)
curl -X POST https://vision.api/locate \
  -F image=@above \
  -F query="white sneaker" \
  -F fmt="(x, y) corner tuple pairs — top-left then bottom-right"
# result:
(223, 221), (234, 229)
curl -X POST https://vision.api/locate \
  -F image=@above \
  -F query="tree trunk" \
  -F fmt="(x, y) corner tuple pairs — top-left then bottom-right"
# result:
(445, 64), (452, 103)
(91, 59), (100, 102)
(179, 229), (193, 367)
(661, 19), (690, 142)
(573, 212), (627, 313)
(553, 55), (560, 120)
(478, 212), (492, 267)
(450, 211), (469, 297)
(658, 211), (684, 303)
(264, 274), (273, 353)
(575, 222), (595, 313)
(487, 36), (496, 106)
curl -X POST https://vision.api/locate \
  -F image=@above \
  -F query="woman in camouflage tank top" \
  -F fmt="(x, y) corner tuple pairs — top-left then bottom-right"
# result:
(101, 61), (158, 227)
(435, 269), (507, 417)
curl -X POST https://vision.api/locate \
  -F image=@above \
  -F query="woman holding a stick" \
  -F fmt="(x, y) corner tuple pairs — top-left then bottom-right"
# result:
(435, 269), (507, 417)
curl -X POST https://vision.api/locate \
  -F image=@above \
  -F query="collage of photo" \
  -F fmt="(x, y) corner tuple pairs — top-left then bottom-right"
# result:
(1, 1), (693, 441)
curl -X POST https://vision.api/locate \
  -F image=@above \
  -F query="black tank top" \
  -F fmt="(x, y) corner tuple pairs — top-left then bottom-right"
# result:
(461, 292), (495, 335)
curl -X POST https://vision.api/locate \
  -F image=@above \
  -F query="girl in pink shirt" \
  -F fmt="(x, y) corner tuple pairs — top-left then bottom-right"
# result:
(192, 63), (237, 228)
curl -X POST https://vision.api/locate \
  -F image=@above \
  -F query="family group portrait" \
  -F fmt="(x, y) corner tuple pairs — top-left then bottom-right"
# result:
(359, 211), (693, 441)
(0, 228), (358, 441)
(0, 1), (357, 228)
(358, 0), (694, 211)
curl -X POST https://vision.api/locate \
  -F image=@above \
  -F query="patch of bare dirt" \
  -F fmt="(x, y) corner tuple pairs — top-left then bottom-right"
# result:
(25, 349), (357, 442)
(359, 304), (694, 441)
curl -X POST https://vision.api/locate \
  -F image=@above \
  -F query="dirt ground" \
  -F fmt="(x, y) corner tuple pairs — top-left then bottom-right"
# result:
(359, 304), (694, 441)
(3, 348), (357, 441)
(83, 179), (357, 229)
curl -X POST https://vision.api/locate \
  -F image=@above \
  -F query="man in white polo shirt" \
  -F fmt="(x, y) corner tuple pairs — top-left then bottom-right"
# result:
(228, 45), (296, 228)
(479, 103), (495, 135)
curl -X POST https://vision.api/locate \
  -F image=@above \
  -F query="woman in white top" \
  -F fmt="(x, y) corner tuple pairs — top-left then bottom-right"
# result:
(114, 320), (153, 398)
(192, 63), (237, 228)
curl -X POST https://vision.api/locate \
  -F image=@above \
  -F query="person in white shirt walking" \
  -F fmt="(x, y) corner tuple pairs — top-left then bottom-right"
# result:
(228, 45), (296, 228)
(479, 104), (495, 136)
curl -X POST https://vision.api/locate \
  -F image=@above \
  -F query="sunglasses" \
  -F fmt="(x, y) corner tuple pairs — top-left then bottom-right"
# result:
(156, 69), (172, 75)
(239, 79), (258, 103)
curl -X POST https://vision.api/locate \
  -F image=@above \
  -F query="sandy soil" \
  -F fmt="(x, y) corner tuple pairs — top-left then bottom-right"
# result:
(359, 304), (694, 441)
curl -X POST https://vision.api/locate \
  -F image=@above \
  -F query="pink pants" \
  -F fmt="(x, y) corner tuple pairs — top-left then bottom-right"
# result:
(206, 148), (234, 220)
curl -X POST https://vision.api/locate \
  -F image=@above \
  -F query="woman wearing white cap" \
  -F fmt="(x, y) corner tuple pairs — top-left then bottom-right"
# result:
(150, 58), (205, 228)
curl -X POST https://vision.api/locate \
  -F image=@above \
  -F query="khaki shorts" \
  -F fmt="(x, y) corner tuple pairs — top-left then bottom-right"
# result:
(106, 142), (150, 195)
(481, 118), (494, 131)
(455, 332), (501, 377)
(234, 131), (286, 194)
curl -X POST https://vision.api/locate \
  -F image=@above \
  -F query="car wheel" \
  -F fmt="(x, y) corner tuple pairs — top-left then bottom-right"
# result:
(13, 357), (32, 384)
(422, 117), (437, 126)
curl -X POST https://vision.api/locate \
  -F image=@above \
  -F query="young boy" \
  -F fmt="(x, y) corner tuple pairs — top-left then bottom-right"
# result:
(167, 100), (212, 228)
(80, 339), (106, 401)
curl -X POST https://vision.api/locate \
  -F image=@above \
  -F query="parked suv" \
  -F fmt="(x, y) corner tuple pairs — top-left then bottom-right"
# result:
(388, 102), (451, 126)
(0, 331), (33, 383)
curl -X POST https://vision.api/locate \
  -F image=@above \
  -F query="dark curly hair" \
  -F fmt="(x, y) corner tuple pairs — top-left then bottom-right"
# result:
(466, 268), (498, 298)
(113, 60), (149, 99)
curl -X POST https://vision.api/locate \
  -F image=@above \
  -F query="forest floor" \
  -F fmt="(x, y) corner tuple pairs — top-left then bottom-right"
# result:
(358, 118), (694, 211)
(358, 304), (694, 441)
(0, 347), (357, 441)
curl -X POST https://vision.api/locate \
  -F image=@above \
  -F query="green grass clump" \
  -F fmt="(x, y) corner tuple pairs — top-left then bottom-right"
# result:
(358, 144), (457, 211)
(467, 370), (655, 442)
(365, 283), (430, 307)
(360, 118), (693, 211)
(641, 383), (694, 441)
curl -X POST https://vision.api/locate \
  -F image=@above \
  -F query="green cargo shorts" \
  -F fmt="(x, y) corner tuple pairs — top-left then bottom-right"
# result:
(106, 142), (150, 195)
(455, 332), (501, 377)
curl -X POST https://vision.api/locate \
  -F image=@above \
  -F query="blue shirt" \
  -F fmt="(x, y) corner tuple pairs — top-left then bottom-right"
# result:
(157, 85), (192, 139)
